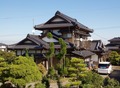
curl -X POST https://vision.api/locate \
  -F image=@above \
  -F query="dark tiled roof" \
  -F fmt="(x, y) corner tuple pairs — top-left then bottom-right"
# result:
(72, 50), (95, 58)
(55, 11), (93, 32)
(8, 33), (73, 50)
(35, 23), (73, 29)
(8, 34), (49, 50)
(108, 37), (120, 42)
(27, 34), (49, 46)
(8, 45), (43, 49)
(89, 40), (105, 52)
(106, 43), (120, 47)
(74, 31), (91, 36)
(0, 43), (7, 46)
(35, 11), (93, 32)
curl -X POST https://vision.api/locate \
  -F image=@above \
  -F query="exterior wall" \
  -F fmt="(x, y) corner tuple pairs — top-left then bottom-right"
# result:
(91, 54), (98, 62)
(42, 37), (58, 42)
(62, 33), (72, 39)
(84, 54), (99, 69)
(0, 46), (7, 51)
(16, 50), (22, 55)
(51, 17), (64, 22)
(53, 30), (62, 35)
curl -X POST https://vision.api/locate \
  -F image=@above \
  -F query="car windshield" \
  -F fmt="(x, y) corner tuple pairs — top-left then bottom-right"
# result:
(98, 64), (110, 69)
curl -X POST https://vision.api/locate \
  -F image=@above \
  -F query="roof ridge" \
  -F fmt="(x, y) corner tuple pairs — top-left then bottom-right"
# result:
(55, 11), (77, 23)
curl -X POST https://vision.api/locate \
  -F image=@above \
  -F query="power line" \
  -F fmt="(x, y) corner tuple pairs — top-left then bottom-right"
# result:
(0, 15), (42, 20)
(93, 26), (120, 30)
(92, 32), (108, 41)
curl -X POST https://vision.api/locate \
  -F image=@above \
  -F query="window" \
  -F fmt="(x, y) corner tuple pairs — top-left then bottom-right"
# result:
(63, 33), (72, 38)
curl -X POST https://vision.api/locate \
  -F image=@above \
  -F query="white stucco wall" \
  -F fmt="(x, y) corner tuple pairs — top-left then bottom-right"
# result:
(0, 46), (7, 51)
(91, 54), (98, 62)
(42, 37), (58, 42)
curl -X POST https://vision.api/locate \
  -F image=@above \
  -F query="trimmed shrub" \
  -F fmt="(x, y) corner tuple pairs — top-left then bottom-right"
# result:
(37, 63), (47, 76)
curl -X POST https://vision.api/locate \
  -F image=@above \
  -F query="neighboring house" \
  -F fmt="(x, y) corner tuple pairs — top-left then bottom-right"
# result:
(8, 11), (95, 69)
(0, 43), (7, 51)
(106, 37), (120, 53)
(89, 40), (109, 62)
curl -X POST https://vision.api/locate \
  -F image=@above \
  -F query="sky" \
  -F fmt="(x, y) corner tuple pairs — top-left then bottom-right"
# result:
(0, 0), (120, 45)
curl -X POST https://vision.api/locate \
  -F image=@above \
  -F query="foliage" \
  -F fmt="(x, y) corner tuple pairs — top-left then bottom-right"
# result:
(103, 77), (120, 88)
(57, 38), (67, 75)
(0, 50), (16, 63)
(108, 51), (120, 65)
(48, 67), (56, 79)
(0, 55), (42, 87)
(64, 81), (81, 88)
(62, 67), (68, 76)
(37, 63), (47, 76)
(64, 83), (71, 88)
(57, 38), (67, 60)
(65, 57), (70, 67)
(42, 76), (50, 88)
(80, 71), (104, 88)
(47, 42), (55, 59)
(55, 63), (63, 76)
(35, 82), (46, 88)
(47, 32), (53, 38)
(66, 58), (87, 87)
(46, 39), (55, 67)
(82, 84), (94, 88)
(68, 58), (87, 79)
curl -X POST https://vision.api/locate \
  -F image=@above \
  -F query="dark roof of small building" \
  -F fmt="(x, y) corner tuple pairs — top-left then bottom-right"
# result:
(8, 34), (49, 50)
(8, 45), (43, 49)
(0, 43), (7, 46)
(26, 34), (49, 46)
(106, 43), (120, 47)
(72, 50), (95, 58)
(34, 11), (93, 33)
(108, 37), (120, 42)
(89, 40), (105, 52)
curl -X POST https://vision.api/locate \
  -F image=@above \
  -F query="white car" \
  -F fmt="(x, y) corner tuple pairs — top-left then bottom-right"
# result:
(98, 62), (112, 74)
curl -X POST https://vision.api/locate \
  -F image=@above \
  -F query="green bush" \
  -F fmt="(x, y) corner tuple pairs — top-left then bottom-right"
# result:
(68, 67), (78, 72)
(71, 81), (81, 86)
(37, 63), (47, 76)
(47, 32), (53, 38)
(0, 56), (42, 87)
(103, 77), (120, 88)
(0, 50), (16, 63)
(80, 71), (103, 88)
(82, 84), (94, 88)
(70, 57), (82, 63)
(62, 67), (68, 76)
(35, 83), (46, 88)
(42, 76), (50, 88)
(108, 51), (120, 65)
(48, 67), (56, 79)
(64, 83), (71, 88)
(65, 57), (70, 67)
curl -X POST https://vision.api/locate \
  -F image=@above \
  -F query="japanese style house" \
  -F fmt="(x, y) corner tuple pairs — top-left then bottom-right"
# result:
(106, 37), (120, 53)
(89, 40), (109, 62)
(72, 40), (109, 67)
(34, 11), (93, 49)
(8, 11), (97, 69)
